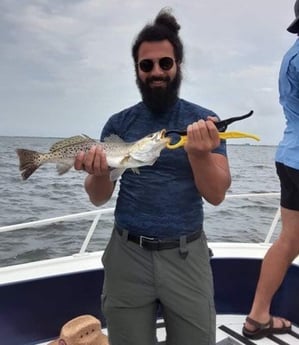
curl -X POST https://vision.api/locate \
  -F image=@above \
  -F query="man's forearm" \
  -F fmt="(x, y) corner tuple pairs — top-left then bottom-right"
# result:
(84, 174), (115, 206)
(188, 152), (231, 205)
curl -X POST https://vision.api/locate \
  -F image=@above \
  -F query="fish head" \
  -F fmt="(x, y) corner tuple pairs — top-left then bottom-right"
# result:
(129, 129), (170, 163)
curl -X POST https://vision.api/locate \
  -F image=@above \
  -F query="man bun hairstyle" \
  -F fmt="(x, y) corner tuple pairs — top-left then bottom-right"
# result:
(132, 8), (184, 64)
(155, 8), (180, 35)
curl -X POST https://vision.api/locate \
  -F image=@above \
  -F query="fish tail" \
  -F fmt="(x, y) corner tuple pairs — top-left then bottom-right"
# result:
(16, 149), (43, 180)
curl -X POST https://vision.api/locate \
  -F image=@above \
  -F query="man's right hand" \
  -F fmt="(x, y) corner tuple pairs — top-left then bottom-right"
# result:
(74, 145), (110, 177)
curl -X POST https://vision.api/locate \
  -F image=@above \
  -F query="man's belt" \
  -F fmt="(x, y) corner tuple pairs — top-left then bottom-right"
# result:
(114, 224), (202, 251)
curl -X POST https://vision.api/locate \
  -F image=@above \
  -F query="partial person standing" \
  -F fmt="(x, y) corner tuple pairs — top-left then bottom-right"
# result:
(75, 9), (231, 345)
(243, 1), (299, 339)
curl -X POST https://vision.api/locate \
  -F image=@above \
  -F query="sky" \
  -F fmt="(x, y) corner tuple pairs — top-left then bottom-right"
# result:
(0, 0), (297, 145)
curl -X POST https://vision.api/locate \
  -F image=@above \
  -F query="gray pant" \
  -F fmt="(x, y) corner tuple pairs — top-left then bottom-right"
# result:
(101, 228), (216, 345)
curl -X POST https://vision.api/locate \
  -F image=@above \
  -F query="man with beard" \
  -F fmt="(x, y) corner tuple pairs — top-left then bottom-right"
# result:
(75, 9), (231, 345)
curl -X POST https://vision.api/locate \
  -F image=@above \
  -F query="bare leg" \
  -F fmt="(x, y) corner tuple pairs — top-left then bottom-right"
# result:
(245, 207), (299, 330)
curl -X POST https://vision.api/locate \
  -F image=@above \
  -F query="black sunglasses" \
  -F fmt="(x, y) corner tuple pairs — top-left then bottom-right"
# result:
(137, 57), (175, 73)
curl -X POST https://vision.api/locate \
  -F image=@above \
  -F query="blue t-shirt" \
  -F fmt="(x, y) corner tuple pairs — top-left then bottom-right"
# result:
(101, 98), (227, 237)
(276, 39), (299, 169)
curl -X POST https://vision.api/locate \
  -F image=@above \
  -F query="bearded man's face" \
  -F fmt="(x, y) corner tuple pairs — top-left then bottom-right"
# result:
(136, 70), (181, 113)
(135, 40), (182, 113)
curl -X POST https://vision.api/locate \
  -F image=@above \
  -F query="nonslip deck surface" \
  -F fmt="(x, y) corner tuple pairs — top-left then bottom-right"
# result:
(39, 315), (299, 345)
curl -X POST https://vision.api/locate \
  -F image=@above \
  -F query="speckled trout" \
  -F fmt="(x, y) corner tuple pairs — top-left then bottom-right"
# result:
(16, 130), (170, 181)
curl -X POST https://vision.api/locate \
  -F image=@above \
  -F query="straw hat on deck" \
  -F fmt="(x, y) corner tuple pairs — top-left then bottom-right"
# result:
(48, 314), (109, 345)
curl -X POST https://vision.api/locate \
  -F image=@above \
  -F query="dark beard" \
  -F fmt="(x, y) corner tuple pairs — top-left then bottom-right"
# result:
(136, 69), (182, 113)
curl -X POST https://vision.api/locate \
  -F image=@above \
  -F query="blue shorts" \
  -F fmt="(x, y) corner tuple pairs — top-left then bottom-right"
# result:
(276, 162), (299, 211)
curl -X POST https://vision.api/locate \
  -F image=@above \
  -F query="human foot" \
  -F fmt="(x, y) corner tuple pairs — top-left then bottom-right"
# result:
(242, 316), (291, 339)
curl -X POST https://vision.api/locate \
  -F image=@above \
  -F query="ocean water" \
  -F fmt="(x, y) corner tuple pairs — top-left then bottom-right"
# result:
(0, 136), (281, 267)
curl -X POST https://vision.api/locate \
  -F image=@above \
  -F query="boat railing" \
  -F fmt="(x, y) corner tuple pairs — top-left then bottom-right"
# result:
(0, 193), (280, 255)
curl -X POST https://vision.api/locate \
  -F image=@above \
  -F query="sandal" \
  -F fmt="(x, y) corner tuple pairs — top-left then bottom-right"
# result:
(242, 316), (291, 340)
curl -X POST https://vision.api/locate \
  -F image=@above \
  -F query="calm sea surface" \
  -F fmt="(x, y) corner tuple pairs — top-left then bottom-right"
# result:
(0, 136), (281, 267)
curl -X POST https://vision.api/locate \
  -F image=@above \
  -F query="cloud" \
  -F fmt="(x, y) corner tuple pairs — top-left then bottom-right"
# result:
(0, 0), (296, 144)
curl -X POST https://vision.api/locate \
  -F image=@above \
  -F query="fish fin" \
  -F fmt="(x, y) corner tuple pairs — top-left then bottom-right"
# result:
(118, 155), (131, 165)
(147, 159), (157, 166)
(109, 167), (140, 181)
(16, 149), (42, 180)
(103, 134), (126, 143)
(109, 168), (126, 181)
(56, 162), (73, 175)
(50, 135), (96, 152)
(129, 154), (156, 165)
(131, 168), (140, 175)
(81, 133), (93, 139)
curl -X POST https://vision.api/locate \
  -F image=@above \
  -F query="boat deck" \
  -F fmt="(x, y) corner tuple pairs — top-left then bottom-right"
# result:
(2, 194), (299, 345)
(38, 315), (299, 345)
(215, 315), (299, 345)
(2, 245), (299, 345)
